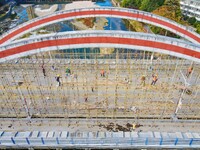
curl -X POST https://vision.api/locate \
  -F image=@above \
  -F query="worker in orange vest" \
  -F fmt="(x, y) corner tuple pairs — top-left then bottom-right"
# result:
(100, 69), (105, 77)
(186, 66), (193, 78)
(140, 75), (146, 87)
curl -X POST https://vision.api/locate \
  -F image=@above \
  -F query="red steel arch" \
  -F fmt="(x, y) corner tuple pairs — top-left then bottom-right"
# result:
(0, 31), (199, 63)
(0, 7), (200, 45)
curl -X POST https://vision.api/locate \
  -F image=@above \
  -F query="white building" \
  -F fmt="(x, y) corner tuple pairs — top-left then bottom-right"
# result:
(180, 0), (200, 21)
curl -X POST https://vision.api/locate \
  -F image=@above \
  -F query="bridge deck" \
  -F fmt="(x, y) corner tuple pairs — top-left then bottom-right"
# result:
(0, 54), (199, 120)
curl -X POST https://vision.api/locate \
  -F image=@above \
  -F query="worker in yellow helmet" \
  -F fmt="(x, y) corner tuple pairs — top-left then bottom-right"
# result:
(151, 74), (158, 85)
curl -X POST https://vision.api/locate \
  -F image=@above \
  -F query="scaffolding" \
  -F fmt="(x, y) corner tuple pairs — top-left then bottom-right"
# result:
(0, 49), (199, 124)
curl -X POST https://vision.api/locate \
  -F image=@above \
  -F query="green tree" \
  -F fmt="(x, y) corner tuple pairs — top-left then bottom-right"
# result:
(188, 17), (197, 25)
(121, 0), (140, 8)
(194, 22), (200, 34)
(121, 0), (164, 12)
(139, 0), (150, 11)
(135, 0), (141, 7)
(121, 0), (128, 7)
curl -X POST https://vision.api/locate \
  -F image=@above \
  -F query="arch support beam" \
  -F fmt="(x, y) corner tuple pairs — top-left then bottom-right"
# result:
(0, 7), (200, 45)
(0, 31), (199, 63)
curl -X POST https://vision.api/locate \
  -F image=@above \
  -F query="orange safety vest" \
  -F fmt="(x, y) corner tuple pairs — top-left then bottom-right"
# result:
(153, 76), (157, 81)
(188, 67), (193, 73)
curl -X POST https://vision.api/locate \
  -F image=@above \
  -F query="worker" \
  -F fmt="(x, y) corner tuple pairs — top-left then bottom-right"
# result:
(51, 65), (55, 71)
(84, 95), (88, 102)
(66, 67), (71, 76)
(151, 74), (158, 85)
(140, 75), (146, 87)
(15, 59), (19, 64)
(100, 69), (105, 77)
(186, 66), (193, 78)
(91, 86), (94, 92)
(55, 74), (61, 87)
(41, 64), (46, 77)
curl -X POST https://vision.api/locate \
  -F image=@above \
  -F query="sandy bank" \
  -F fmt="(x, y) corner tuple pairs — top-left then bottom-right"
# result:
(64, 1), (98, 10)
(34, 4), (58, 17)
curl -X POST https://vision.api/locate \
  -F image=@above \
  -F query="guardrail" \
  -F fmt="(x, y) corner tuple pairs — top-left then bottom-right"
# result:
(0, 131), (200, 148)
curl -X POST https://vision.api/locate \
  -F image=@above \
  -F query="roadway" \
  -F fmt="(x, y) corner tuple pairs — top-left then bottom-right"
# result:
(0, 56), (199, 134)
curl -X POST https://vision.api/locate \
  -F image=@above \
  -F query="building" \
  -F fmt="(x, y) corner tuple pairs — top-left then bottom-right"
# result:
(180, 0), (200, 21)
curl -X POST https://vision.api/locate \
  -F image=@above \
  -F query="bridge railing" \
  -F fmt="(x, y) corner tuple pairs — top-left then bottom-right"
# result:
(0, 131), (200, 148)
(1, 31), (199, 52)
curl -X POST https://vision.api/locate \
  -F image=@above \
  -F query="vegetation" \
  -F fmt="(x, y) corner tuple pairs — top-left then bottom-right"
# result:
(149, 0), (183, 37)
(0, 13), (6, 18)
(0, 5), (9, 18)
(121, 0), (164, 12)
(195, 23), (200, 34)
(153, 0), (184, 24)
(188, 17), (197, 25)
(121, 0), (200, 35)
(185, 16), (200, 34)
(20, 33), (32, 39)
(129, 21), (146, 32)
(0, 4), (12, 20)
(10, 13), (17, 20)
(152, 0), (200, 35)
(187, 17), (200, 34)
(77, 18), (95, 28)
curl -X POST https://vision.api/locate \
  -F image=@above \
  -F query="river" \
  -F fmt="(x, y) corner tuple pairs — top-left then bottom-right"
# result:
(13, 0), (129, 58)
(96, 0), (127, 31)
(14, 0), (127, 31)
(58, 0), (127, 32)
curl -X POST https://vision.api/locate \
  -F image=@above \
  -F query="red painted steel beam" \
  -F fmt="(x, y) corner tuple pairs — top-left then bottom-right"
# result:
(0, 9), (199, 45)
(0, 37), (199, 60)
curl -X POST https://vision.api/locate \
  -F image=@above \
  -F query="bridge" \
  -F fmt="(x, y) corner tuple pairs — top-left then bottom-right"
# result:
(0, 7), (200, 45)
(0, 30), (200, 63)
(0, 7), (200, 149)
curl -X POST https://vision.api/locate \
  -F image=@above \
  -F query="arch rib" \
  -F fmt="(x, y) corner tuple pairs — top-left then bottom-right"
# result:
(0, 31), (199, 63)
(0, 7), (200, 45)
